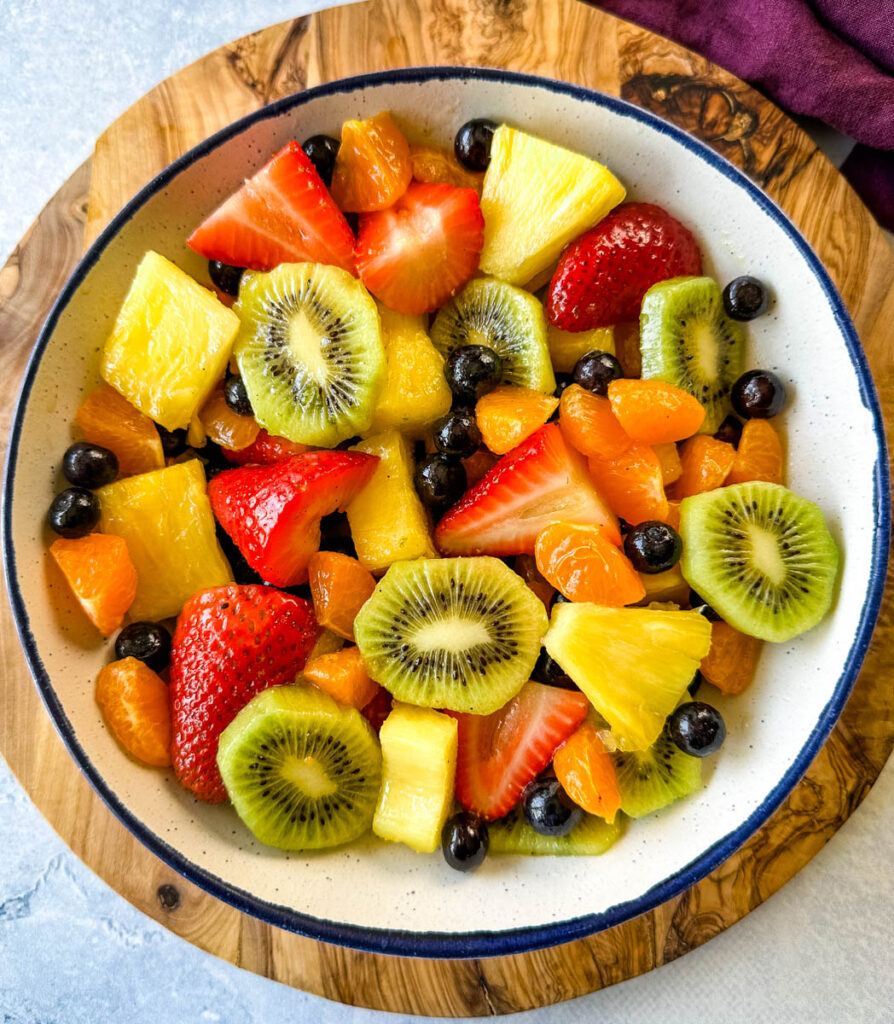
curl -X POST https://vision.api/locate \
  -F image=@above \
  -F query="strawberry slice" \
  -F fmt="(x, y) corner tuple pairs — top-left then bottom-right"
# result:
(434, 423), (620, 556)
(188, 141), (355, 273)
(453, 682), (590, 820)
(221, 429), (310, 466)
(208, 451), (378, 587)
(354, 181), (484, 315)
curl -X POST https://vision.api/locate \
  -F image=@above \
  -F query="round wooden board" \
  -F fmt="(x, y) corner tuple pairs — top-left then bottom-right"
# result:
(2, 0), (893, 1015)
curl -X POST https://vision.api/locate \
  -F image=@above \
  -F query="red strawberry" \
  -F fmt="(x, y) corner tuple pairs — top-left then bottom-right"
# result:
(360, 686), (393, 734)
(222, 429), (310, 466)
(453, 682), (590, 820)
(546, 202), (702, 330)
(188, 141), (355, 273)
(435, 423), (619, 556)
(170, 584), (321, 802)
(208, 451), (378, 587)
(354, 181), (484, 315)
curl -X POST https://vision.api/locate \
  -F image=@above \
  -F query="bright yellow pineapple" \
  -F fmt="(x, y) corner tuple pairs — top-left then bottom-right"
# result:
(547, 324), (616, 374)
(101, 250), (240, 431)
(98, 459), (232, 620)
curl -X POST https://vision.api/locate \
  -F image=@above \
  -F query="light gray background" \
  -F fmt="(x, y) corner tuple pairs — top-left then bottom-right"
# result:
(1, 3), (892, 1021)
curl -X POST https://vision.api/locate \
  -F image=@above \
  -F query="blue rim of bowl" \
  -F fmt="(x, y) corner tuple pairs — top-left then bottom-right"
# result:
(3, 65), (889, 960)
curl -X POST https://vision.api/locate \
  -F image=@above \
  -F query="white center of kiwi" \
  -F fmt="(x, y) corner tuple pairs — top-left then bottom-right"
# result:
(412, 616), (491, 652)
(287, 309), (330, 385)
(746, 523), (786, 585)
(692, 321), (720, 382)
(280, 755), (338, 798)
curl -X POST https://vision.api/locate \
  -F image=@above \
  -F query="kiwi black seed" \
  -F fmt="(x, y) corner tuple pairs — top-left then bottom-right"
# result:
(234, 263), (385, 447)
(611, 728), (702, 818)
(216, 685), (381, 850)
(487, 805), (623, 855)
(639, 275), (745, 433)
(353, 556), (549, 714)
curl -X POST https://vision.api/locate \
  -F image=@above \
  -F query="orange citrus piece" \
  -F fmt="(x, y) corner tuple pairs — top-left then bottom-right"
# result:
(515, 554), (555, 610)
(410, 143), (484, 190)
(304, 646), (381, 708)
(671, 435), (736, 498)
(559, 384), (632, 460)
(462, 448), (500, 487)
(587, 444), (669, 525)
(75, 383), (164, 477)
(95, 657), (172, 766)
(199, 385), (260, 451)
(725, 419), (784, 485)
(535, 521), (645, 606)
(476, 385), (559, 455)
(308, 550), (377, 641)
(553, 722), (620, 822)
(653, 442), (683, 485)
(607, 379), (706, 444)
(330, 111), (413, 213)
(699, 620), (762, 695)
(50, 533), (137, 636)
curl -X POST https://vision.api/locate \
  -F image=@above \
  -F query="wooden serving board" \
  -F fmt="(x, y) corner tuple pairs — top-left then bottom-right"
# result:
(2, 0), (893, 1015)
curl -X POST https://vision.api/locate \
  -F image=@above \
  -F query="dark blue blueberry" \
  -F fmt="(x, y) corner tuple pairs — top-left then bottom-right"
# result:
(224, 376), (253, 417)
(522, 778), (582, 837)
(48, 488), (100, 538)
(302, 134), (340, 186)
(731, 369), (786, 418)
(531, 647), (576, 689)
(572, 350), (623, 395)
(208, 260), (244, 296)
(624, 520), (683, 574)
(62, 442), (118, 488)
(433, 409), (481, 459)
(723, 276), (769, 321)
(442, 812), (489, 872)
(444, 345), (502, 405)
(553, 372), (574, 399)
(115, 621), (172, 673)
(454, 119), (498, 172)
(668, 701), (726, 757)
(414, 453), (467, 508)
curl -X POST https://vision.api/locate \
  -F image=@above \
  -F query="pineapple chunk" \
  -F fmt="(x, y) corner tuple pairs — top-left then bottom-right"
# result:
(545, 604), (711, 751)
(637, 564), (691, 605)
(479, 125), (626, 286)
(547, 325), (615, 374)
(101, 250), (240, 431)
(368, 305), (452, 436)
(373, 703), (458, 853)
(98, 459), (232, 620)
(347, 430), (437, 572)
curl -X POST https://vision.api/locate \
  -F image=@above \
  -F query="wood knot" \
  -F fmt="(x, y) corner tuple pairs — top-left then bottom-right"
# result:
(156, 883), (181, 911)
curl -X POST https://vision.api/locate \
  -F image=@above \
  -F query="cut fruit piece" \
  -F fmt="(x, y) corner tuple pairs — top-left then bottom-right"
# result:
(95, 657), (171, 767)
(234, 263), (385, 447)
(50, 533), (137, 636)
(217, 684), (381, 849)
(373, 703), (458, 852)
(75, 384), (164, 477)
(355, 556), (548, 714)
(587, 444), (669, 525)
(488, 806), (622, 855)
(346, 431), (437, 572)
(101, 251), (240, 431)
(638, 564), (690, 605)
(98, 459), (232, 621)
(361, 686), (393, 733)
(725, 418), (784, 485)
(664, 499), (682, 532)
(553, 722), (621, 823)
(462, 448), (500, 487)
(475, 385), (558, 455)
(535, 522), (646, 606)
(479, 124), (626, 286)
(222, 429), (310, 465)
(452, 681), (590, 820)
(559, 384), (632, 461)
(640, 276), (745, 434)
(545, 603), (712, 750)
(671, 435), (736, 499)
(430, 277), (555, 393)
(607, 379), (706, 444)
(435, 424), (620, 556)
(308, 551), (376, 640)
(409, 143), (484, 190)
(304, 646), (380, 709)
(330, 111), (413, 213)
(515, 554), (555, 610)
(679, 481), (839, 642)
(198, 385), (260, 451)
(612, 727), (702, 817)
(188, 141), (354, 273)
(547, 325), (616, 375)
(308, 628), (346, 660)
(654, 442), (683, 486)
(700, 620), (762, 694)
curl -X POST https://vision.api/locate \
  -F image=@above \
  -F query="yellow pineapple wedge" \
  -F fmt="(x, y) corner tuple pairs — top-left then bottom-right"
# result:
(347, 430), (437, 572)
(98, 459), (232, 620)
(373, 703), (458, 852)
(544, 604), (711, 751)
(367, 305), (452, 436)
(547, 324), (615, 374)
(479, 125), (626, 287)
(101, 251), (240, 431)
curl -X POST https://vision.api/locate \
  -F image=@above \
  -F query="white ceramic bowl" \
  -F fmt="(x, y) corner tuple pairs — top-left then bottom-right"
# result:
(4, 68), (889, 958)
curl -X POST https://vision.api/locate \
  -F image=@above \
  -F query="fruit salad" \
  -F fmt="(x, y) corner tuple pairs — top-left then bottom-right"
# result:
(45, 112), (840, 872)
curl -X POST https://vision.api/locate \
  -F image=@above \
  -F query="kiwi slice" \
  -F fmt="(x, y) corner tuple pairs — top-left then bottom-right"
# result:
(488, 807), (623, 855)
(217, 684), (382, 851)
(680, 481), (839, 643)
(612, 728), (702, 818)
(640, 276), (744, 433)
(429, 277), (555, 393)
(353, 556), (548, 714)
(234, 263), (385, 446)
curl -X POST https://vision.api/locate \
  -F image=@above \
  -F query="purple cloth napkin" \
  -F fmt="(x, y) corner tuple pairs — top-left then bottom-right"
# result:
(590, 0), (894, 230)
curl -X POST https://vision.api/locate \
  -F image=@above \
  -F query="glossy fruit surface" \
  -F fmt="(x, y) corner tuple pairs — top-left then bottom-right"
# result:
(462, 448), (499, 487)
(414, 453), (467, 509)
(76, 383), (165, 477)
(535, 521), (646, 606)
(725, 418), (783, 485)
(198, 386), (260, 452)
(572, 350), (623, 395)
(548, 325), (616, 375)
(410, 143), (484, 189)
(208, 260), (244, 296)
(307, 550), (376, 640)
(587, 444), (669, 525)
(221, 429), (309, 466)
(731, 369), (787, 418)
(62, 442), (118, 488)
(331, 111), (413, 213)
(48, 488), (100, 538)
(304, 646), (380, 709)
(433, 408), (481, 459)
(442, 811), (489, 871)
(223, 376), (253, 416)
(50, 533), (137, 635)
(444, 345), (503, 405)
(668, 701), (726, 757)
(301, 133), (340, 186)
(115, 621), (172, 673)
(522, 777), (582, 837)
(723, 275), (769, 320)
(553, 722), (620, 823)
(559, 384), (632, 460)
(671, 435), (736, 498)
(607, 378), (706, 444)
(624, 520), (683, 573)
(714, 414), (743, 448)
(475, 385), (558, 455)
(653, 442), (683, 486)
(454, 118), (498, 171)
(95, 657), (172, 767)
(699, 620), (762, 695)
(531, 647), (576, 688)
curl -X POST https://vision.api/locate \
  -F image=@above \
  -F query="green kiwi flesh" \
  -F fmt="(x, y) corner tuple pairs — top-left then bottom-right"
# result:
(612, 728), (702, 818)
(488, 806), (623, 854)
(640, 276), (744, 433)
(235, 263), (385, 446)
(680, 481), (839, 643)
(353, 556), (549, 714)
(217, 684), (382, 850)
(429, 277), (555, 393)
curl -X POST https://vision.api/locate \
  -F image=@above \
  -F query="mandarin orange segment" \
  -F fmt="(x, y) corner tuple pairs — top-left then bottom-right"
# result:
(198, 385), (260, 451)
(553, 722), (620, 823)
(303, 646), (381, 708)
(653, 442), (683, 486)
(308, 550), (377, 641)
(699, 620), (762, 695)
(671, 435), (736, 498)
(410, 143), (484, 190)
(330, 111), (413, 213)
(725, 419), (784, 485)
(75, 383), (164, 477)
(95, 657), (172, 766)
(607, 379), (706, 444)
(462, 448), (500, 487)
(515, 554), (555, 610)
(559, 384), (632, 460)
(534, 522), (645, 606)
(50, 533), (137, 636)
(587, 444), (669, 525)
(476, 385), (559, 455)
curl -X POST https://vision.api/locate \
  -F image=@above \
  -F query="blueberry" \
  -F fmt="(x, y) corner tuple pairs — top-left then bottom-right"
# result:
(689, 589), (721, 622)
(624, 521), (683, 574)
(115, 621), (172, 673)
(531, 647), (576, 689)
(522, 778), (582, 837)
(414, 453), (467, 508)
(157, 426), (188, 458)
(572, 350), (623, 395)
(550, 591), (571, 608)
(62, 442), (118, 488)
(442, 811), (489, 872)
(444, 345), (502, 405)
(48, 488), (100, 538)
(723, 276), (769, 321)
(553, 372), (574, 399)
(454, 118), (498, 172)
(714, 414), (743, 448)
(301, 133), (340, 186)
(731, 370), (786, 419)
(224, 376), (254, 417)
(687, 671), (704, 697)
(668, 701), (726, 757)
(617, 517), (632, 536)
(208, 260), (244, 296)
(433, 409), (481, 459)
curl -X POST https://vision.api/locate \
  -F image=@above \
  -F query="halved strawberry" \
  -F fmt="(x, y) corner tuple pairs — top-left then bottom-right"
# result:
(434, 423), (620, 556)
(188, 141), (355, 273)
(221, 428), (310, 465)
(354, 181), (484, 315)
(208, 451), (378, 587)
(453, 682), (590, 820)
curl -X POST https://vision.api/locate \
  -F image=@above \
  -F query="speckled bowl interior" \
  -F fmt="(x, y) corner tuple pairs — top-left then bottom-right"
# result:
(4, 68), (888, 959)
